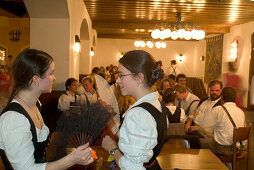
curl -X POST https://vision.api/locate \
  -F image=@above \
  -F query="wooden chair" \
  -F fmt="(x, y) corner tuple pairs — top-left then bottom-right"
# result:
(216, 123), (252, 170)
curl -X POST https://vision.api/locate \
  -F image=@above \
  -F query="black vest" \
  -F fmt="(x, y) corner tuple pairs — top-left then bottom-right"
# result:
(133, 102), (167, 168)
(0, 102), (49, 169)
(166, 106), (181, 123)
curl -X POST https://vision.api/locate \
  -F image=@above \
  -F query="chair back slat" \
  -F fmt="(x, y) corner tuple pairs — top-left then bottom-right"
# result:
(233, 126), (251, 142)
(232, 123), (252, 170)
(216, 123), (252, 170)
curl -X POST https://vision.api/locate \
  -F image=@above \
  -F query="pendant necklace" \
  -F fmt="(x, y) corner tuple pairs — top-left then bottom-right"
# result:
(17, 96), (41, 121)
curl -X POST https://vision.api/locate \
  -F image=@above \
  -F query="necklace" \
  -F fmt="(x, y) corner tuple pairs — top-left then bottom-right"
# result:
(16, 96), (41, 121)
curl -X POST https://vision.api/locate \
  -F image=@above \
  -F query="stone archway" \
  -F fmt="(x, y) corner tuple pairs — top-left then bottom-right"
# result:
(79, 19), (91, 76)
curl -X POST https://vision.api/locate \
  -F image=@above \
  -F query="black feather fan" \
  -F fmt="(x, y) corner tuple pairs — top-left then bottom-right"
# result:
(49, 101), (114, 160)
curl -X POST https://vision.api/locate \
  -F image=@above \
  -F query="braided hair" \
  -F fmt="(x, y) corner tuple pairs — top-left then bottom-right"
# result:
(7, 49), (54, 105)
(119, 50), (158, 88)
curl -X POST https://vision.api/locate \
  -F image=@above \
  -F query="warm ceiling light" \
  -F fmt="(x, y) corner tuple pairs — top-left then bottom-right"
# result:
(134, 41), (139, 47)
(140, 41), (145, 47)
(155, 42), (161, 48)
(133, 40), (167, 49)
(134, 41), (140, 47)
(178, 29), (186, 39)
(151, 29), (160, 39)
(150, 12), (205, 40)
(184, 31), (192, 40)
(171, 31), (179, 40)
(161, 42), (167, 48)
(146, 41), (154, 48)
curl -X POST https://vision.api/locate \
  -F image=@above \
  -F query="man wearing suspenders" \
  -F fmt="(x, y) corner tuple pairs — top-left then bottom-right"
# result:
(174, 84), (200, 118)
(199, 86), (245, 156)
(185, 80), (222, 137)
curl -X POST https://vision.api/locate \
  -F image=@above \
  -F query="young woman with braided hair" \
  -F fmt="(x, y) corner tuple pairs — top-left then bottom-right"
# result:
(0, 49), (93, 170)
(102, 50), (167, 170)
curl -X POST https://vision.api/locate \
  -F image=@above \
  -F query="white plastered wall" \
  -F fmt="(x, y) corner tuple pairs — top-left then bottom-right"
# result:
(67, 0), (95, 77)
(25, 0), (95, 90)
(222, 21), (254, 107)
(94, 39), (206, 78)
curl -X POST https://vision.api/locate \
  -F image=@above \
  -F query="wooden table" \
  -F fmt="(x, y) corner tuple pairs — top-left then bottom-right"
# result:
(157, 143), (229, 170)
(85, 141), (228, 170)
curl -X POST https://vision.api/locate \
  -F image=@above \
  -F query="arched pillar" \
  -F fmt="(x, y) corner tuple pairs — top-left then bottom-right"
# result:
(80, 19), (90, 74)
(24, 0), (95, 90)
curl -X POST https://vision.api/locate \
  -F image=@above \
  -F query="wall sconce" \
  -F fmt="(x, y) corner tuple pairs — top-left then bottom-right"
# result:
(119, 52), (124, 58)
(74, 35), (80, 54)
(177, 54), (184, 62)
(9, 30), (21, 41)
(89, 47), (94, 57)
(200, 56), (205, 61)
(229, 40), (238, 62)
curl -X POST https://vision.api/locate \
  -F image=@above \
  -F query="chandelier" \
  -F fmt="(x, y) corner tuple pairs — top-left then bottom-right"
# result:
(151, 12), (205, 40)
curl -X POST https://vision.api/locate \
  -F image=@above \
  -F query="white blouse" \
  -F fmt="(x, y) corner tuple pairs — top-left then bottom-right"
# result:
(118, 92), (161, 170)
(57, 91), (81, 111)
(0, 100), (49, 170)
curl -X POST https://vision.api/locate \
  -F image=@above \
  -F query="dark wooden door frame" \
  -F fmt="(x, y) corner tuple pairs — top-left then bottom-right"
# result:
(247, 33), (254, 110)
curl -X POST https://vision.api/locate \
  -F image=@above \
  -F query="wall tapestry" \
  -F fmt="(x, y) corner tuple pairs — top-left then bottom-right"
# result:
(204, 35), (223, 84)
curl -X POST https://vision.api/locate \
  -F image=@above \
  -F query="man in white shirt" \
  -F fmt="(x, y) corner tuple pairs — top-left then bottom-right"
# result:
(176, 73), (192, 93)
(174, 84), (200, 118)
(200, 86), (245, 156)
(58, 78), (81, 112)
(78, 76), (98, 105)
(185, 80), (222, 136)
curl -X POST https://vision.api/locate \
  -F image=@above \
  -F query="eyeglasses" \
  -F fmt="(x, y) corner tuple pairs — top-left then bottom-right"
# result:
(119, 73), (134, 79)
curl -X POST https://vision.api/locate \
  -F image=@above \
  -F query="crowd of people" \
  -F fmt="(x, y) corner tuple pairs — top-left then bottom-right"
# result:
(0, 48), (247, 169)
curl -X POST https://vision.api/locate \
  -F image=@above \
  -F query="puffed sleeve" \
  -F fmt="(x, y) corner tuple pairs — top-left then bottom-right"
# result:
(118, 107), (158, 170)
(57, 94), (70, 111)
(0, 111), (47, 170)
